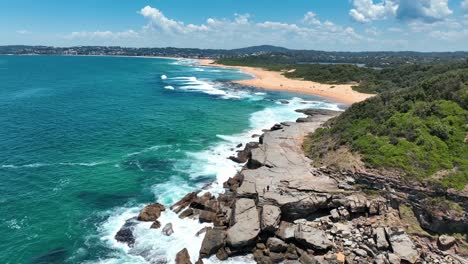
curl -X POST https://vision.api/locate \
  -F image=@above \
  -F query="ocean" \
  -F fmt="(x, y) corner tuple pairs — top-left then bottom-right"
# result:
(0, 55), (341, 264)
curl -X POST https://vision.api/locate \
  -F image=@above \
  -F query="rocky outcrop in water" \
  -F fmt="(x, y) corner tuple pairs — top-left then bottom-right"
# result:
(126, 108), (467, 263)
(137, 203), (165, 221)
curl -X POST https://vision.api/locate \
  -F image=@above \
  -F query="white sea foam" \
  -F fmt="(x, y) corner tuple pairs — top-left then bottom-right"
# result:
(161, 75), (168, 80)
(165, 76), (265, 100)
(95, 96), (341, 264)
(1, 161), (109, 169)
(164, 85), (175, 90)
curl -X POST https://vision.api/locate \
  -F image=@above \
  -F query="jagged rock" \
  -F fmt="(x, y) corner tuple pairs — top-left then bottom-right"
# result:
(194, 260), (204, 264)
(386, 228), (419, 263)
(346, 194), (368, 213)
(198, 210), (217, 224)
(270, 124), (283, 131)
(338, 207), (350, 219)
(373, 227), (389, 250)
(359, 244), (375, 258)
(190, 192), (217, 212)
(353, 248), (367, 257)
(387, 253), (401, 264)
(137, 203), (165, 221)
(285, 244), (299, 260)
(437, 235), (457, 250)
(261, 205), (281, 232)
(229, 142), (259, 164)
(179, 208), (194, 219)
(336, 252), (346, 263)
(199, 228), (226, 258)
(294, 224), (332, 251)
(269, 252), (285, 263)
(195, 226), (210, 237)
(330, 209), (340, 221)
(175, 248), (192, 264)
(226, 198), (260, 248)
(298, 253), (317, 264)
(276, 221), (297, 241)
(266, 237), (288, 253)
(368, 198), (387, 215)
(150, 220), (161, 229)
(223, 173), (244, 191)
(171, 192), (197, 213)
(215, 248), (228, 261)
(253, 249), (273, 264)
(115, 217), (137, 246)
(162, 223), (174, 236)
(374, 254), (387, 264)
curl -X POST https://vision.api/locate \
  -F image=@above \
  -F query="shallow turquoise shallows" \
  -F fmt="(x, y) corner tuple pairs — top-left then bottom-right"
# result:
(0, 55), (339, 264)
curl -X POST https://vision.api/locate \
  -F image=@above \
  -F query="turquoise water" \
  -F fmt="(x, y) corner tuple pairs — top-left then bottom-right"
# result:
(0, 55), (340, 264)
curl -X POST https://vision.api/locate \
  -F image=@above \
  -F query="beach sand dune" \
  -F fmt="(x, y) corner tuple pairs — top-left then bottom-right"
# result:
(196, 59), (374, 104)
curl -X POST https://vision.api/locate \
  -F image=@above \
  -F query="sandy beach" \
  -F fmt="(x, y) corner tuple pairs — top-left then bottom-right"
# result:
(196, 59), (374, 104)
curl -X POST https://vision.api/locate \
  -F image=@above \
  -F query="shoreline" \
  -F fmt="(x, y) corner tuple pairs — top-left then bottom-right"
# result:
(195, 58), (375, 105)
(4, 54), (373, 104)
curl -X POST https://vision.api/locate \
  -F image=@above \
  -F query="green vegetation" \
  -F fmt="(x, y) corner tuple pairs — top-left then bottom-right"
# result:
(219, 55), (468, 189)
(217, 57), (468, 94)
(399, 204), (432, 237)
(304, 69), (468, 189)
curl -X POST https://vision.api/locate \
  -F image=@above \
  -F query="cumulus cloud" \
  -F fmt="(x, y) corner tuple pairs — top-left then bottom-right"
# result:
(349, 0), (398, 23)
(350, 0), (453, 23)
(302, 11), (321, 25)
(63, 6), (369, 50)
(396, 0), (452, 22)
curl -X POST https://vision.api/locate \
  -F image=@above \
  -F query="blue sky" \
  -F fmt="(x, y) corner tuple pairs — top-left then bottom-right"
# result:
(1, 0), (468, 51)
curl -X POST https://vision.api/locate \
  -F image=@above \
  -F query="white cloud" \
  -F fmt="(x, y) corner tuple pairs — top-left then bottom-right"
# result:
(302, 11), (321, 25)
(350, 0), (453, 24)
(59, 4), (468, 51)
(133, 6), (366, 49)
(349, 0), (398, 23)
(430, 28), (468, 41)
(396, 0), (452, 22)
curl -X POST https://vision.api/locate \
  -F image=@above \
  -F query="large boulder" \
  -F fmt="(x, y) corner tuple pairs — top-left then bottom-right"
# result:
(175, 248), (192, 264)
(171, 192), (197, 213)
(266, 237), (288, 253)
(437, 235), (457, 251)
(115, 217), (137, 246)
(137, 203), (165, 221)
(198, 210), (218, 224)
(294, 224), (332, 251)
(226, 198), (260, 248)
(162, 223), (174, 236)
(199, 228), (226, 258)
(261, 205), (281, 232)
(276, 221), (297, 241)
(386, 228), (419, 263)
(229, 142), (259, 163)
(373, 227), (389, 250)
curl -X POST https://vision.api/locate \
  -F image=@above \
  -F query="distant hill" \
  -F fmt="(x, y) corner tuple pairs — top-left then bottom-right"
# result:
(230, 45), (290, 54)
(1, 45), (468, 67)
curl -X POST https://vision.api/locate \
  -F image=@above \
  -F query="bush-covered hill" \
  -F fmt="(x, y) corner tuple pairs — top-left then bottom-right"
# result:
(304, 69), (468, 190)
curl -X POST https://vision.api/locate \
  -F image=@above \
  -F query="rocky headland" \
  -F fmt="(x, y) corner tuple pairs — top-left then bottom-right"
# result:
(116, 108), (468, 264)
